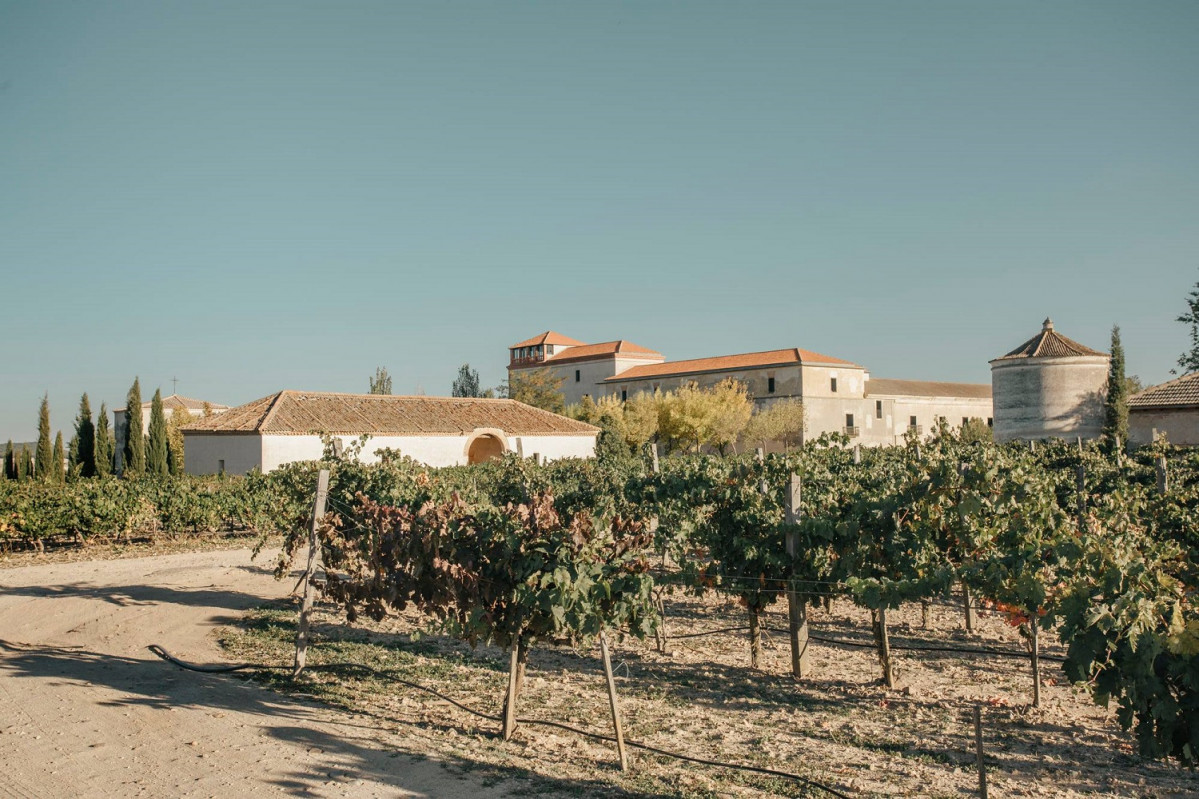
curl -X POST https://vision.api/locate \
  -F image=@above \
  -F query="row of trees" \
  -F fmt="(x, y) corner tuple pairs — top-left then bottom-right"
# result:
(2, 379), (200, 483)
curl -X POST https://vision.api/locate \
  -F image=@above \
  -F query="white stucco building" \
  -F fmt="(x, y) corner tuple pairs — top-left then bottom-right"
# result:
(181, 390), (600, 475)
(115, 394), (230, 472)
(508, 331), (993, 446)
(1128, 372), (1199, 447)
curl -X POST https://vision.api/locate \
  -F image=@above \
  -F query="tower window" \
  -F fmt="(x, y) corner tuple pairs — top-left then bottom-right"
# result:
(621, 390), (627, 402)
(876, 400), (883, 419)
(768, 377), (776, 394)
(830, 377), (837, 393)
(575, 369), (580, 383)
(909, 416), (917, 428)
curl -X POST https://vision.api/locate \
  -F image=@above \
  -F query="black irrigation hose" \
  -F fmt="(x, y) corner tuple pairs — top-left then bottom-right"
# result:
(651, 623), (1068, 663)
(757, 627), (1069, 663)
(148, 645), (853, 799)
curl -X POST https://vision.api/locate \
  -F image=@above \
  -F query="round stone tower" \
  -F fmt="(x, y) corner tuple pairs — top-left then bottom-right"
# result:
(990, 318), (1110, 443)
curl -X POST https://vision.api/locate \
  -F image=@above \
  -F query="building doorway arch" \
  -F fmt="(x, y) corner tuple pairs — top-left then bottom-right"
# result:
(465, 428), (508, 464)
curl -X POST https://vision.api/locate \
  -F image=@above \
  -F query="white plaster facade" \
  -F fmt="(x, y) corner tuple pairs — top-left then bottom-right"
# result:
(184, 431), (596, 475)
(181, 391), (599, 476)
(1129, 409), (1199, 448)
(507, 331), (994, 448)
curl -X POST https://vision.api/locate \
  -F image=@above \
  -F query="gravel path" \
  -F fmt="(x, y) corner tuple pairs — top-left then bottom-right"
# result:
(0, 549), (518, 798)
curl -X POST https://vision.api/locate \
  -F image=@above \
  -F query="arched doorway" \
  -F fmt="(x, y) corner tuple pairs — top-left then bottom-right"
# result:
(466, 433), (505, 464)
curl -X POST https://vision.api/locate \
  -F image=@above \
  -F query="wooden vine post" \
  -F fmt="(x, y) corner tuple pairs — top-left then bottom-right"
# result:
(502, 636), (528, 741)
(784, 474), (810, 679)
(1075, 463), (1086, 531)
(293, 468), (330, 679)
(958, 463), (976, 633)
(599, 632), (630, 771)
(974, 705), (989, 799)
(874, 607), (895, 688)
(1030, 616), (1041, 708)
(649, 445), (669, 653)
(1157, 456), (1168, 495)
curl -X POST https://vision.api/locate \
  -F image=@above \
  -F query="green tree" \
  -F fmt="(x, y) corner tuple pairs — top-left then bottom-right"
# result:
(147, 389), (169, 475)
(743, 399), (806, 450)
(960, 417), (993, 443)
(1177, 280), (1199, 374)
(94, 404), (114, 477)
(452, 363), (483, 397)
(35, 394), (53, 481)
(123, 378), (145, 475)
(52, 432), (65, 482)
(369, 366), (392, 395)
(3, 440), (14, 480)
(1103, 325), (1129, 451)
(19, 446), (32, 481)
(505, 368), (566, 414)
(657, 379), (753, 454)
(167, 407), (191, 476)
(72, 393), (96, 478)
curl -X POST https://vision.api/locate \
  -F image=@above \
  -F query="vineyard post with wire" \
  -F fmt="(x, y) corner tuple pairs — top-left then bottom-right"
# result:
(293, 468), (329, 679)
(784, 473), (809, 679)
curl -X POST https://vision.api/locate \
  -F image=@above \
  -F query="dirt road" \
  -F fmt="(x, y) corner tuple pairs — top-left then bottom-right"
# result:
(0, 549), (519, 798)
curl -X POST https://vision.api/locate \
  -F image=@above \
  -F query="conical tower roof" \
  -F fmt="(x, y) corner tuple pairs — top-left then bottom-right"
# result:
(992, 318), (1106, 361)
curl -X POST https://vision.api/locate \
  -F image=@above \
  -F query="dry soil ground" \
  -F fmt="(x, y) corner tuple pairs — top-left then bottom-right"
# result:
(0, 547), (527, 798)
(4, 546), (1199, 798)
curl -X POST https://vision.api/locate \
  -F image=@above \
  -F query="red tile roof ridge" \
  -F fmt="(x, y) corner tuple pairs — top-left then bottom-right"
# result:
(509, 331), (588, 349)
(1128, 372), (1199, 409)
(993, 319), (1106, 360)
(603, 346), (861, 382)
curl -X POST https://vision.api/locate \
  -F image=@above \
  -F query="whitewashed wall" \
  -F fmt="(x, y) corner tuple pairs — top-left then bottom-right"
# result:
(182, 432), (600, 474)
(183, 433), (265, 476)
(1130, 408), (1199, 447)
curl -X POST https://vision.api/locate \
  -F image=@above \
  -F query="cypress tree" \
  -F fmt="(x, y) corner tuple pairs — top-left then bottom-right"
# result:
(123, 378), (145, 475)
(52, 432), (65, 482)
(4, 440), (13, 480)
(35, 394), (53, 481)
(19, 447), (33, 481)
(1102, 325), (1129, 452)
(73, 393), (96, 478)
(94, 404), (114, 477)
(67, 435), (80, 480)
(147, 389), (169, 476)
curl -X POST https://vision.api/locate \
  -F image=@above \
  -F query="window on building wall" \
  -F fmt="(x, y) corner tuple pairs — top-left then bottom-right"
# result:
(218, 459), (225, 474)
(621, 390), (627, 402)
(831, 377), (837, 393)
(987, 417), (993, 427)
(575, 369), (580, 382)
(876, 400), (883, 419)
(909, 416), (917, 428)
(768, 377), (776, 394)
(846, 413), (854, 428)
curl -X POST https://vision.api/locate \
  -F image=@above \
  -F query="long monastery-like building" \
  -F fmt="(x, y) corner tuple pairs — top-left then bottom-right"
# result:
(508, 331), (992, 447)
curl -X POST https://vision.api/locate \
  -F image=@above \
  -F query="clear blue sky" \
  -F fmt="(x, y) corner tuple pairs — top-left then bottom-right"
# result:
(2, 1), (1197, 440)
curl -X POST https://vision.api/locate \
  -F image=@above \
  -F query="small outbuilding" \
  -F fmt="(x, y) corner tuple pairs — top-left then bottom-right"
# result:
(1128, 373), (1199, 447)
(181, 390), (600, 475)
(990, 319), (1109, 443)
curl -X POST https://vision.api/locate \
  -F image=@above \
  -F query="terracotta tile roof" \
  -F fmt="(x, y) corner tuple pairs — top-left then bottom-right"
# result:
(117, 394), (230, 413)
(509, 331), (587, 349)
(182, 391), (600, 436)
(993, 319), (1106, 361)
(866, 378), (993, 400)
(510, 340), (664, 369)
(604, 347), (861, 382)
(1128, 373), (1199, 410)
